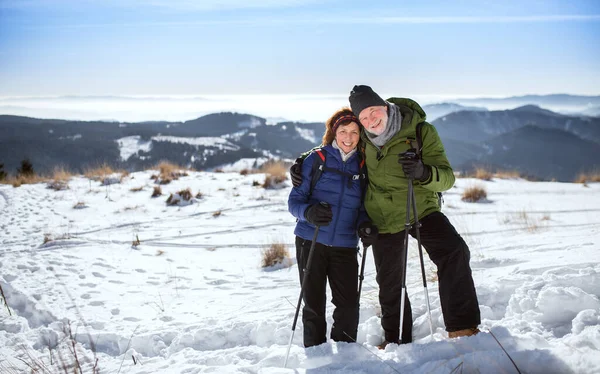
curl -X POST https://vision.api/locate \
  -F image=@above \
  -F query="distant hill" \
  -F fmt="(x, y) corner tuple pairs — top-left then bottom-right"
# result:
(433, 105), (600, 145)
(422, 103), (487, 121)
(1, 103), (599, 182)
(451, 94), (600, 114)
(457, 126), (600, 181)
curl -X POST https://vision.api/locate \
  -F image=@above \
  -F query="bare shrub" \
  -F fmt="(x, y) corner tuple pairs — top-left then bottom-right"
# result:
(85, 164), (125, 185)
(493, 170), (522, 179)
(262, 175), (287, 189)
(47, 167), (72, 191)
(7, 174), (47, 187)
(73, 201), (87, 209)
(132, 234), (141, 249)
(152, 186), (162, 197)
(260, 160), (287, 176)
(501, 209), (547, 232)
(43, 232), (71, 244)
(474, 167), (493, 181)
(151, 161), (188, 184)
(260, 160), (288, 189)
(166, 188), (193, 206)
(461, 185), (487, 202)
(261, 242), (290, 268)
(195, 191), (203, 199)
(575, 171), (600, 183)
(240, 169), (250, 176)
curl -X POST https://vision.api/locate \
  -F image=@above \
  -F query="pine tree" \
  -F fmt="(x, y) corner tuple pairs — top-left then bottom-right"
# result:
(0, 163), (6, 181)
(17, 159), (35, 177)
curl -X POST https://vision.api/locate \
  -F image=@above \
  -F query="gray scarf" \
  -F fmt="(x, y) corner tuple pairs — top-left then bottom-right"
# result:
(365, 102), (402, 148)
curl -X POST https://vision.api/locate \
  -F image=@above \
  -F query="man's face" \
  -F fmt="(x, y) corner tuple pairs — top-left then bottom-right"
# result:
(358, 105), (388, 136)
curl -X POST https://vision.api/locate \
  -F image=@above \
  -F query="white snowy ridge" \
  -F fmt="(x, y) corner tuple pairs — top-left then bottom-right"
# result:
(0, 172), (599, 373)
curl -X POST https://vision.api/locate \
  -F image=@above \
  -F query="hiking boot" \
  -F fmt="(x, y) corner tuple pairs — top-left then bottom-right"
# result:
(377, 340), (400, 350)
(448, 328), (480, 338)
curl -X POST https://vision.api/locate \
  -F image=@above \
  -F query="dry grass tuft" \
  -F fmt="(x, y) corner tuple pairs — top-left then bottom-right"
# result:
(501, 209), (548, 232)
(156, 249), (165, 256)
(152, 186), (162, 197)
(493, 169), (522, 179)
(575, 171), (600, 184)
(5, 174), (47, 187)
(166, 188), (193, 206)
(73, 201), (87, 209)
(85, 163), (126, 185)
(474, 167), (493, 181)
(240, 169), (250, 176)
(46, 167), (73, 191)
(212, 210), (222, 218)
(132, 234), (141, 249)
(195, 191), (203, 199)
(130, 185), (144, 192)
(43, 232), (71, 244)
(261, 242), (290, 268)
(151, 161), (189, 184)
(261, 160), (288, 189)
(461, 185), (487, 202)
(260, 160), (287, 176)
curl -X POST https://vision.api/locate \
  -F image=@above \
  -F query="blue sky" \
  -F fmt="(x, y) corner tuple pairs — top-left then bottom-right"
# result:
(1, 0), (599, 97)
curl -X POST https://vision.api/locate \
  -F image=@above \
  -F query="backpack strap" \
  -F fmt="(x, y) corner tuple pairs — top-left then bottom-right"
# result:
(415, 121), (444, 208)
(415, 121), (425, 158)
(309, 149), (326, 197)
(308, 148), (368, 197)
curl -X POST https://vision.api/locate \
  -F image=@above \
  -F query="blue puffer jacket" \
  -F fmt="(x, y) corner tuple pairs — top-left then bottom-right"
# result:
(288, 144), (368, 248)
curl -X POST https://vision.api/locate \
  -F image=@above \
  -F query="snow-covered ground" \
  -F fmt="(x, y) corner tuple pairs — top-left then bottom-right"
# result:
(0, 172), (599, 373)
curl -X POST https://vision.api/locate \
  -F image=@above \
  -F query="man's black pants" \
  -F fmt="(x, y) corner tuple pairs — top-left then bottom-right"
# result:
(295, 236), (359, 347)
(372, 211), (481, 343)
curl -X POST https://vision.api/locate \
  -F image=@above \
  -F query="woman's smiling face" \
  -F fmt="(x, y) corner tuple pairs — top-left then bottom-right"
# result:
(335, 122), (360, 153)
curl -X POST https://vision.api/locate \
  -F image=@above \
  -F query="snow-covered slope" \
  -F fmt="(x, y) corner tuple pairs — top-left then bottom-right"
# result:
(0, 173), (599, 373)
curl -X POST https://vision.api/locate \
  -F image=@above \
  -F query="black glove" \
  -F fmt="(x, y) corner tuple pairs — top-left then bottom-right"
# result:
(398, 154), (431, 182)
(304, 203), (332, 226)
(290, 158), (303, 188)
(358, 221), (379, 248)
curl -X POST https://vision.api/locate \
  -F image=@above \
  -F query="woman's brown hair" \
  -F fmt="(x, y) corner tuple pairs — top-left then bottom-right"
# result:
(321, 107), (359, 145)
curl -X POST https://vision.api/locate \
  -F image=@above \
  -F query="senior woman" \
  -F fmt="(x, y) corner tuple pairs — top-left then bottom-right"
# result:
(288, 108), (370, 348)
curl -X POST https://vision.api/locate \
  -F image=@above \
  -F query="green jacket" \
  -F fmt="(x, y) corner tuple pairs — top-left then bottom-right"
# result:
(361, 97), (455, 234)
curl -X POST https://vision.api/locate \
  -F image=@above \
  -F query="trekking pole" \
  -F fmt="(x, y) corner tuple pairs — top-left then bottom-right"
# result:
(283, 202), (328, 368)
(410, 183), (434, 340)
(357, 233), (370, 303)
(399, 177), (413, 343)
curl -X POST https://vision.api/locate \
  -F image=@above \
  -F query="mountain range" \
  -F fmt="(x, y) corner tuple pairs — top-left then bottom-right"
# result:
(1, 103), (599, 182)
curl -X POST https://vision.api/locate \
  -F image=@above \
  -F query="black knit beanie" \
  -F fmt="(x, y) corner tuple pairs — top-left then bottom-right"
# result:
(349, 85), (387, 117)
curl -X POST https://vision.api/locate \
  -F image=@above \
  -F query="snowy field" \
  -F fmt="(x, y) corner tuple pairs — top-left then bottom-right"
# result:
(1, 171), (599, 373)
